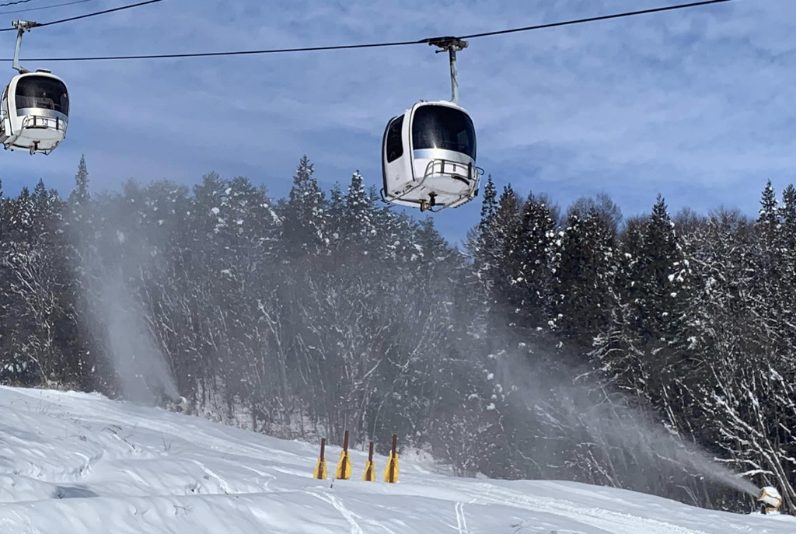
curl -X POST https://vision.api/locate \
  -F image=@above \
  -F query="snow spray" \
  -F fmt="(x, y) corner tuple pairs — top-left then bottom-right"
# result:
(93, 267), (179, 403)
(492, 349), (761, 501)
(66, 198), (179, 404)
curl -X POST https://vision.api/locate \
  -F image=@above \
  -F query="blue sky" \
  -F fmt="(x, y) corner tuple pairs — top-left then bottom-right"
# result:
(0, 0), (794, 242)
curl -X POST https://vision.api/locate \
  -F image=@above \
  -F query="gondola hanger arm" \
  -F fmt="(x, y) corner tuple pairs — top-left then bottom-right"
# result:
(11, 19), (37, 72)
(424, 36), (468, 105)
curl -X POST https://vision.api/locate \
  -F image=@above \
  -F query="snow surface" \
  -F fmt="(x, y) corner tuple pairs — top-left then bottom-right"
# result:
(0, 386), (793, 534)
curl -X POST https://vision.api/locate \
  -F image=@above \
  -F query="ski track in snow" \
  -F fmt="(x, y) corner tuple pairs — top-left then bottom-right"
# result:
(307, 490), (364, 534)
(454, 501), (469, 534)
(191, 459), (233, 495)
(0, 386), (794, 534)
(237, 464), (276, 492)
(470, 483), (710, 534)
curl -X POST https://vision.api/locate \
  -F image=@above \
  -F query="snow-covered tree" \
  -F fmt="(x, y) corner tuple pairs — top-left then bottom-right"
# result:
(283, 156), (326, 257)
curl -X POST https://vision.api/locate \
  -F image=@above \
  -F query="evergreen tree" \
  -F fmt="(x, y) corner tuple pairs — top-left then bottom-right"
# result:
(69, 155), (90, 206)
(468, 176), (501, 296)
(485, 184), (520, 288)
(593, 197), (689, 410)
(480, 175), (498, 221)
(757, 180), (779, 229)
(7, 187), (34, 242)
(283, 155), (326, 257)
(779, 184), (796, 250)
(752, 181), (786, 343)
(341, 170), (375, 253)
(636, 195), (686, 341)
(326, 182), (345, 250)
(508, 194), (557, 331)
(555, 207), (616, 347)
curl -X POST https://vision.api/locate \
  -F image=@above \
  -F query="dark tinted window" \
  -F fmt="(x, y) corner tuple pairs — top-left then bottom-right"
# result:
(385, 116), (404, 163)
(16, 75), (69, 115)
(412, 105), (475, 159)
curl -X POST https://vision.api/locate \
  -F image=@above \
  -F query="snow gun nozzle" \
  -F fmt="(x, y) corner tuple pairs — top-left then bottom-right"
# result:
(756, 486), (782, 514)
(164, 396), (190, 414)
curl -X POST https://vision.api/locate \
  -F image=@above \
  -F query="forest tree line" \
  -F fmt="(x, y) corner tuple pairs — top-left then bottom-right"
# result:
(0, 155), (794, 513)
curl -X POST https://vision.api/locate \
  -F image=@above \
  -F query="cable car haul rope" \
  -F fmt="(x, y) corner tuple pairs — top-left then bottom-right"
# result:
(0, 0), (733, 211)
(0, 0), (162, 31)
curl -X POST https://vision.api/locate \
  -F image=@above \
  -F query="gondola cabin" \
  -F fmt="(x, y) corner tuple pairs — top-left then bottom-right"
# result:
(382, 100), (479, 211)
(0, 70), (69, 155)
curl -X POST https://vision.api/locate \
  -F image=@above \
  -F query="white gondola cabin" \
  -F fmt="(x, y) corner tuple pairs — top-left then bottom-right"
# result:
(0, 19), (69, 155)
(381, 37), (480, 211)
(0, 70), (69, 155)
(382, 100), (479, 211)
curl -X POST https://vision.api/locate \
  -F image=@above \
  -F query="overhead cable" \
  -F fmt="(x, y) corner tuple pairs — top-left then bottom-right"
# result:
(0, 0), (161, 31)
(0, 0), (94, 16)
(0, 0), (34, 8)
(6, 0), (731, 60)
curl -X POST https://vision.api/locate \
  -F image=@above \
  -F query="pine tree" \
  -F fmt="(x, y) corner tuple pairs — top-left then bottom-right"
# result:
(31, 179), (50, 240)
(556, 206), (616, 347)
(593, 197), (689, 411)
(508, 194), (557, 331)
(283, 156), (326, 257)
(752, 181), (784, 335)
(757, 180), (779, 226)
(7, 187), (34, 242)
(64, 155), (93, 248)
(637, 195), (686, 341)
(484, 185), (521, 312)
(69, 155), (90, 206)
(480, 175), (498, 221)
(326, 183), (345, 250)
(341, 170), (375, 253)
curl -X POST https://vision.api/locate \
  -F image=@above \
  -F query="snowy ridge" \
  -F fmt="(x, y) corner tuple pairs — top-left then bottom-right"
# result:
(0, 386), (793, 534)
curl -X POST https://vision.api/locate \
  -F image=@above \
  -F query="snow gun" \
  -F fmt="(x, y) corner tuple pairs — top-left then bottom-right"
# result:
(756, 486), (782, 514)
(175, 396), (189, 413)
(313, 438), (327, 480)
(383, 434), (399, 483)
(362, 441), (375, 481)
(335, 430), (352, 480)
(163, 395), (190, 414)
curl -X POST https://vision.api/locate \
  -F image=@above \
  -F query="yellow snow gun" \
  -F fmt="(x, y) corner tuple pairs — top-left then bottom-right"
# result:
(336, 430), (352, 480)
(313, 437), (328, 480)
(363, 440), (376, 481)
(383, 433), (399, 483)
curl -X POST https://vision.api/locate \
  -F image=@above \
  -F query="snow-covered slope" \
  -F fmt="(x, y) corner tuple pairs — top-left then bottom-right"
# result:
(0, 386), (793, 534)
